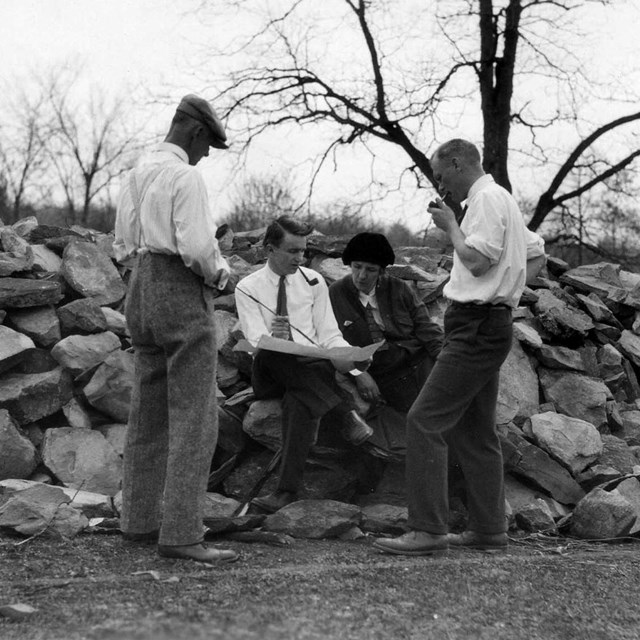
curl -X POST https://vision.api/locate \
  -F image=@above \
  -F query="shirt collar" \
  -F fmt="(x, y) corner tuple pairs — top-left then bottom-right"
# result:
(156, 142), (189, 164)
(359, 290), (378, 308)
(465, 174), (495, 203)
(265, 263), (288, 286)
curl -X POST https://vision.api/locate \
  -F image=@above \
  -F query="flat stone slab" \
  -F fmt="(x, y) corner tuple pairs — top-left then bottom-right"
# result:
(0, 278), (63, 309)
(61, 240), (126, 306)
(0, 368), (73, 424)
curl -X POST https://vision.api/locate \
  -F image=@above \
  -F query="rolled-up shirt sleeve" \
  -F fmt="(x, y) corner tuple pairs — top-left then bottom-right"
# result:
(173, 169), (230, 289)
(526, 228), (545, 259)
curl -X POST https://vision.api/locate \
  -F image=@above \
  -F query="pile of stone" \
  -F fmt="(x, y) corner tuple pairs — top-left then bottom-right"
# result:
(1, 216), (640, 543)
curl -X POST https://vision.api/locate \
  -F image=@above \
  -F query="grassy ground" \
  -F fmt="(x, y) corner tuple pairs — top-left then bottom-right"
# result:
(1, 532), (639, 640)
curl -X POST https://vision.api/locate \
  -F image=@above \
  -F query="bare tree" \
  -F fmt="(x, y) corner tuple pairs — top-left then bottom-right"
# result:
(0, 87), (49, 223)
(189, 0), (639, 230)
(39, 66), (142, 226)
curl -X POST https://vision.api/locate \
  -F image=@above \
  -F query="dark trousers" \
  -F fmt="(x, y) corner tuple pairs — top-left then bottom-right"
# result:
(252, 351), (345, 492)
(122, 253), (218, 546)
(406, 304), (512, 535)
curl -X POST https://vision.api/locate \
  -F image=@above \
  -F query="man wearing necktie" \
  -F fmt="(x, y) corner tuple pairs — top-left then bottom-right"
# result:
(329, 232), (443, 413)
(235, 216), (376, 514)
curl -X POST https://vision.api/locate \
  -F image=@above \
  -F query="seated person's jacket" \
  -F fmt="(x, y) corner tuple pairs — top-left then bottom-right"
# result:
(329, 273), (443, 380)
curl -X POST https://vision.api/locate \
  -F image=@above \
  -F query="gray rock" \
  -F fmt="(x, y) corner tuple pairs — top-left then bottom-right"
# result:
(100, 307), (128, 337)
(5, 306), (61, 349)
(243, 399), (282, 451)
(216, 355), (241, 392)
(617, 330), (640, 368)
(215, 309), (241, 362)
(0, 483), (88, 538)
(360, 503), (408, 534)
(575, 464), (624, 491)
(311, 257), (350, 286)
(83, 350), (134, 423)
(619, 410), (640, 446)
(534, 289), (594, 339)
(94, 423), (127, 456)
(597, 344), (626, 388)
(41, 427), (122, 496)
(61, 240), (126, 306)
(51, 332), (121, 375)
(576, 292), (622, 326)
(615, 477), (640, 534)
(62, 397), (93, 429)
(0, 227), (34, 276)
(497, 339), (539, 425)
(0, 479), (115, 518)
(513, 322), (543, 350)
(536, 345), (585, 372)
(0, 409), (37, 480)
(570, 487), (636, 539)
(0, 278), (63, 309)
(598, 434), (638, 475)
(524, 411), (602, 474)
(0, 325), (36, 372)
(57, 299), (108, 335)
(263, 499), (361, 539)
(514, 499), (558, 534)
(502, 430), (585, 505)
(560, 263), (628, 303)
(504, 474), (569, 520)
(203, 492), (242, 519)
(414, 268), (450, 303)
(0, 368), (73, 424)
(30, 244), (63, 274)
(539, 368), (610, 430)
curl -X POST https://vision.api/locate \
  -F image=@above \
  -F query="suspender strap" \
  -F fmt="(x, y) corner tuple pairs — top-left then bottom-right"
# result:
(129, 166), (164, 248)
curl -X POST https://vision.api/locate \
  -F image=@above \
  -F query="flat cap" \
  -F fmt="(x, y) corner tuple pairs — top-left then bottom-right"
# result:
(176, 94), (228, 149)
(342, 232), (395, 268)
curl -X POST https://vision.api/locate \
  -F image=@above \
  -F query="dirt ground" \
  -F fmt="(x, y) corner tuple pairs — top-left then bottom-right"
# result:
(1, 531), (640, 640)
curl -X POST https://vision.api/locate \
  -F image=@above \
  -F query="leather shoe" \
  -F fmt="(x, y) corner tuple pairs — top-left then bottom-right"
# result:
(447, 530), (508, 550)
(341, 410), (374, 445)
(158, 543), (238, 564)
(251, 490), (298, 514)
(122, 529), (160, 544)
(372, 530), (448, 556)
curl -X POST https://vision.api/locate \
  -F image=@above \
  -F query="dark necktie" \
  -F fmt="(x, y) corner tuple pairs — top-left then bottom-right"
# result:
(276, 275), (288, 316)
(276, 276), (292, 340)
(365, 303), (385, 344)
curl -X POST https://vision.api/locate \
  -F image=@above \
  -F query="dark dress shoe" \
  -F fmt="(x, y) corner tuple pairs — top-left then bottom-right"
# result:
(373, 530), (448, 556)
(158, 543), (239, 564)
(122, 530), (160, 543)
(251, 490), (298, 514)
(447, 531), (508, 550)
(341, 410), (374, 445)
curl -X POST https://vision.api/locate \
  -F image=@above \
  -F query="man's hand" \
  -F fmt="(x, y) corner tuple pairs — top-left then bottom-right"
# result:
(271, 316), (291, 340)
(355, 371), (383, 405)
(428, 198), (457, 234)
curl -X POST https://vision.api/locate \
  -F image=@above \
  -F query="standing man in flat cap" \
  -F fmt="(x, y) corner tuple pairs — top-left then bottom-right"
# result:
(329, 232), (443, 413)
(374, 139), (545, 557)
(114, 94), (238, 564)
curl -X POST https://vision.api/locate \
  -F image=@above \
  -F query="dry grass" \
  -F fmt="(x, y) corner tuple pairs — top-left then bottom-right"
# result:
(1, 532), (640, 640)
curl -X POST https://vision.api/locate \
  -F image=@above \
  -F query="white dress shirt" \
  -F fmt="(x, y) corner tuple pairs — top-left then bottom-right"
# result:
(443, 175), (545, 308)
(113, 142), (229, 289)
(236, 264), (352, 349)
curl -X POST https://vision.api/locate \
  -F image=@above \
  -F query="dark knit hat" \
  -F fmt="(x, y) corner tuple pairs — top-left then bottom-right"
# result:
(342, 232), (395, 268)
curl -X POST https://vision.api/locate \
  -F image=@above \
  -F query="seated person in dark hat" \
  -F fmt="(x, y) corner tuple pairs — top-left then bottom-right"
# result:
(329, 232), (443, 413)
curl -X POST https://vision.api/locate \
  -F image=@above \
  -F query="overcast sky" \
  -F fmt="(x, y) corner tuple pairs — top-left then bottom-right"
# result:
(1, 0), (639, 231)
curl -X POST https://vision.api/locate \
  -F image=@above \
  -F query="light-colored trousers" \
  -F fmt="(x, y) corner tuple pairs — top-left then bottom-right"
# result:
(121, 253), (218, 546)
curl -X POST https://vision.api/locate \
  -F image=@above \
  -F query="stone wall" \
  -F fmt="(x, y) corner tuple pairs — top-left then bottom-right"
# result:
(2, 217), (640, 540)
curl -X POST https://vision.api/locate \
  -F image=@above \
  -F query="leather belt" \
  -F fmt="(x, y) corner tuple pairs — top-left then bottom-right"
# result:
(449, 300), (511, 311)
